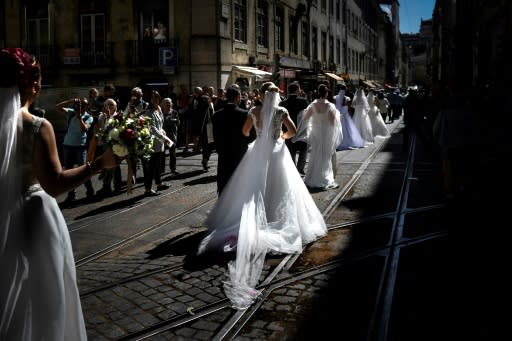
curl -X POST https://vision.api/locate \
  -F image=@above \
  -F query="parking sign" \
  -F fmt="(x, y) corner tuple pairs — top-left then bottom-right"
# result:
(159, 47), (178, 67)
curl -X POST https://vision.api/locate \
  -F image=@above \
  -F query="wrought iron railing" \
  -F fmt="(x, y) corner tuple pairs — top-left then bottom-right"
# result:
(23, 38), (178, 70)
(24, 44), (57, 71)
(126, 38), (178, 67)
(79, 41), (113, 67)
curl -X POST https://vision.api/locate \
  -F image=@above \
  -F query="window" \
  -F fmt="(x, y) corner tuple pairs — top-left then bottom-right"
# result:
(289, 16), (297, 54)
(321, 0), (326, 14)
(256, 0), (268, 47)
(234, 0), (247, 43)
(329, 35), (334, 63)
(336, 0), (340, 21)
(342, 42), (347, 69)
(81, 13), (106, 65)
(275, 7), (284, 51)
(336, 38), (341, 64)
(321, 31), (327, 62)
(312, 26), (318, 60)
(27, 18), (49, 48)
(25, 4), (49, 67)
(302, 21), (309, 57)
(351, 49), (355, 71)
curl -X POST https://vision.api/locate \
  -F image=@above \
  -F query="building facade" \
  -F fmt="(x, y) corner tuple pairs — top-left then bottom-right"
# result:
(401, 18), (433, 89)
(431, 0), (512, 98)
(0, 0), (402, 100)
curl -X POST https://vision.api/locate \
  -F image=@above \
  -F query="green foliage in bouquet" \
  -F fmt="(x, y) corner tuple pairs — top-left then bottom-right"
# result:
(97, 111), (154, 160)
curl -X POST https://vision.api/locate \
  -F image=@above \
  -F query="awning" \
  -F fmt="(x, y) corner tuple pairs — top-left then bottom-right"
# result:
(324, 72), (344, 81)
(361, 80), (376, 88)
(372, 81), (383, 89)
(232, 65), (272, 79)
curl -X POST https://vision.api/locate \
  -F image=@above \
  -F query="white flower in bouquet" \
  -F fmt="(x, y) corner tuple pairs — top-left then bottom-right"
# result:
(112, 143), (129, 158)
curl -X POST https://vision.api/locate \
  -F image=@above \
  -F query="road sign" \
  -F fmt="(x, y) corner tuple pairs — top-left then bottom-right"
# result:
(159, 47), (178, 67)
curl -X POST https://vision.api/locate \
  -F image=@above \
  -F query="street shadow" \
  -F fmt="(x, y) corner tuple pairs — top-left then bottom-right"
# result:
(72, 193), (146, 219)
(161, 169), (205, 182)
(185, 174), (217, 186)
(145, 230), (234, 270)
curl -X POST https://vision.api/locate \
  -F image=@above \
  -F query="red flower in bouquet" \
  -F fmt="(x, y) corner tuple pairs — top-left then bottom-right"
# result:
(97, 111), (153, 160)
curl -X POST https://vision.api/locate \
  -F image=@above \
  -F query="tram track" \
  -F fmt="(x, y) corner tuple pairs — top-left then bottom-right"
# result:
(79, 198), (445, 298)
(68, 184), (191, 233)
(112, 228), (447, 341)
(75, 194), (216, 267)
(213, 134), (441, 341)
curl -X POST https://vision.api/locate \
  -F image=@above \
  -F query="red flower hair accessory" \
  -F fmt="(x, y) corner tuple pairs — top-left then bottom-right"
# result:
(0, 47), (40, 88)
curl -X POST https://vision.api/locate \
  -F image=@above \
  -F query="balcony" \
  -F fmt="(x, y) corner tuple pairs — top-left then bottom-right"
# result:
(23, 38), (178, 78)
(125, 38), (179, 68)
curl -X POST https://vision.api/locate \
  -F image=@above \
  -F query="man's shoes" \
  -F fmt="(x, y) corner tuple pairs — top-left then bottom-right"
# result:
(171, 169), (179, 175)
(86, 189), (95, 198)
(298, 169), (305, 176)
(202, 160), (209, 171)
(144, 189), (159, 197)
(64, 193), (76, 203)
(97, 185), (112, 196)
(156, 183), (169, 191)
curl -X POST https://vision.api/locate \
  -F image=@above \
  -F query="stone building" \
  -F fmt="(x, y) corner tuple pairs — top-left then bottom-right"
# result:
(431, 0), (512, 97)
(0, 0), (401, 99)
(401, 18), (433, 89)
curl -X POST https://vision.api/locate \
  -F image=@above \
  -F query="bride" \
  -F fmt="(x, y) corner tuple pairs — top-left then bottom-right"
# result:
(197, 82), (327, 310)
(0, 48), (120, 340)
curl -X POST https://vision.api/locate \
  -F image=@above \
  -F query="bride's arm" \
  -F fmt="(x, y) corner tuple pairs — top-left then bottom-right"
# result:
(33, 117), (120, 197)
(242, 108), (256, 137)
(281, 112), (296, 140)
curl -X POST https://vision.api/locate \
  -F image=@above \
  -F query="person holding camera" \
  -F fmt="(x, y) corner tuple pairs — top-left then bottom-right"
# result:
(56, 97), (95, 202)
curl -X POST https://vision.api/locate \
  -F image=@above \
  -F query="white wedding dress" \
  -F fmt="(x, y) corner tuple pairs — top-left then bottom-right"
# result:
(367, 92), (390, 138)
(352, 89), (375, 145)
(1, 95), (87, 340)
(197, 91), (327, 310)
(303, 98), (343, 189)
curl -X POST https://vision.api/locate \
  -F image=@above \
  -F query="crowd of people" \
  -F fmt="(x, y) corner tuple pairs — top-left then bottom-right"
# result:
(60, 80), (407, 203)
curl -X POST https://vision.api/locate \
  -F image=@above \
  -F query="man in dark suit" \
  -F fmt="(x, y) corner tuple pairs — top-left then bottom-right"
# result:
(280, 82), (309, 174)
(212, 84), (256, 195)
(184, 87), (209, 154)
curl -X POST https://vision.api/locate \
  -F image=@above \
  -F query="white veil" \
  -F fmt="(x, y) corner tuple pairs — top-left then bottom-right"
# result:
(367, 91), (376, 107)
(352, 88), (370, 111)
(335, 89), (345, 112)
(223, 89), (282, 309)
(0, 86), (27, 335)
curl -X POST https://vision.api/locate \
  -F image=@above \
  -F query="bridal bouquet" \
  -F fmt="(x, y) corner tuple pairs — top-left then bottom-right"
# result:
(97, 111), (154, 160)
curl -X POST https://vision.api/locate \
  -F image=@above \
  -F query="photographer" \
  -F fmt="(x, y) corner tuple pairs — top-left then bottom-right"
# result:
(56, 97), (95, 202)
(124, 87), (148, 114)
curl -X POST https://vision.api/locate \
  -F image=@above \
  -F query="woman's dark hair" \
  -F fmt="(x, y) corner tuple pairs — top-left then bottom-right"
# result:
(318, 84), (328, 97)
(149, 90), (161, 108)
(0, 48), (41, 89)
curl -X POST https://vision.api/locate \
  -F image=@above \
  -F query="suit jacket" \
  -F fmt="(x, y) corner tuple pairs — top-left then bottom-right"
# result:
(280, 94), (309, 146)
(212, 103), (255, 194)
(279, 94), (309, 125)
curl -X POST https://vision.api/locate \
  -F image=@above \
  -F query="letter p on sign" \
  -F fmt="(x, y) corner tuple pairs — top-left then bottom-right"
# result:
(159, 48), (178, 67)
